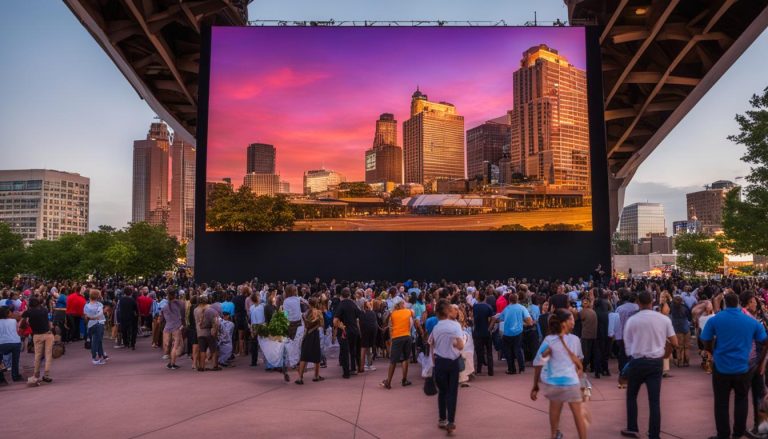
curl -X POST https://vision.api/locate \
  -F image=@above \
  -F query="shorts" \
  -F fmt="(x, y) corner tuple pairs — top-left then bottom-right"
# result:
(198, 335), (218, 353)
(361, 329), (376, 348)
(236, 313), (248, 331)
(187, 326), (198, 345)
(541, 382), (583, 403)
(390, 336), (412, 364)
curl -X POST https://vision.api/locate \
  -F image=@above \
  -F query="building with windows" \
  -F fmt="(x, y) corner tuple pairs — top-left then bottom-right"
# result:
(365, 114), (403, 185)
(303, 169), (345, 195)
(403, 88), (465, 188)
(508, 44), (590, 193)
(168, 138), (195, 241)
(0, 169), (89, 244)
(132, 122), (170, 226)
(466, 118), (510, 181)
(618, 202), (666, 244)
(246, 143), (276, 174)
(686, 180), (739, 235)
(243, 173), (280, 196)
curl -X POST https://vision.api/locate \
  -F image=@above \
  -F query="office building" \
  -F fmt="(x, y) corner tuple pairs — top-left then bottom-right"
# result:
(303, 169), (345, 194)
(672, 219), (700, 235)
(243, 173), (280, 196)
(618, 202), (666, 243)
(132, 122), (170, 226)
(508, 45), (590, 192)
(278, 180), (290, 194)
(403, 88), (465, 187)
(168, 138), (196, 241)
(466, 119), (511, 181)
(246, 143), (276, 174)
(686, 180), (739, 235)
(365, 113), (403, 185)
(0, 169), (89, 244)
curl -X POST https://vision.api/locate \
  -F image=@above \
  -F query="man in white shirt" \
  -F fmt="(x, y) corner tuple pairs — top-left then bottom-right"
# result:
(621, 291), (677, 439)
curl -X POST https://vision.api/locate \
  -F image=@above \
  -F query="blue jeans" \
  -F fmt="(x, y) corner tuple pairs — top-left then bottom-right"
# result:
(625, 358), (663, 439)
(502, 334), (524, 373)
(0, 342), (21, 381)
(88, 324), (105, 359)
(434, 356), (460, 423)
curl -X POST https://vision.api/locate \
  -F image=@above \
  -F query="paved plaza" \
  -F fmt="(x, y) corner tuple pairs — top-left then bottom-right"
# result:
(5, 336), (729, 439)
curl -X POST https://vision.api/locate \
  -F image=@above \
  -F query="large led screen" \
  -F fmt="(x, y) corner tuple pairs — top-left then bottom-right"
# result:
(205, 27), (593, 232)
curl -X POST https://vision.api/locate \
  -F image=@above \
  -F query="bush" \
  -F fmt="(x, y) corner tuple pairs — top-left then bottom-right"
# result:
(267, 310), (289, 337)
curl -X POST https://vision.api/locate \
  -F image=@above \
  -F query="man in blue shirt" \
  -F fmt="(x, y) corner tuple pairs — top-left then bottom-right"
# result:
(472, 291), (495, 376)
(701, 293), (768, 439)
(491, 293), (533, 374)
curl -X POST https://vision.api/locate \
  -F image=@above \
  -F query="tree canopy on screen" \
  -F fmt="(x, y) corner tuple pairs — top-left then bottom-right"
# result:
(207, 185), (295, 232)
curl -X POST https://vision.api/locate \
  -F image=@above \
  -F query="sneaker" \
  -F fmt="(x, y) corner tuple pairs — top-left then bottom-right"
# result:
(114, 345), (124, 349)
(367, 365), (377, 371)
(166, 363), (174, 369)
(438, 419), (448, 429)
(41, 376), (52, 383)
(102, 355), (109, 361)
(92, 359), (101, 365)
(170, 364), (180, 370)
(162, 354), (170, 360)
(620, 430), (640, 438)
(98, 359), (107, 365)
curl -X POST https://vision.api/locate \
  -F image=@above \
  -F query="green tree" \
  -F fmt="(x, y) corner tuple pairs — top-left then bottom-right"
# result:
(339, 182), (373, 198)
(104, 240), (138, 275)
(675, 232), (722, 274)
(613, 237), (633, 255)
(207, 186), (294, 231)
(78, 228), (117, 276)
(0, 222), (25, 283)
(723, 87), (768, 255)
(497, 224), (528, 231)
(121, 222), (178, 278)
(25, 234), (85, 279)
(390, 187), (406, 199)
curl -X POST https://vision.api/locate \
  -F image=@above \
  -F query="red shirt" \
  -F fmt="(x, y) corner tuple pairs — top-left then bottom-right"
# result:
(66, 293), (86, 316)
(136, 295), (153, 316)
(496, 294), (508, 314)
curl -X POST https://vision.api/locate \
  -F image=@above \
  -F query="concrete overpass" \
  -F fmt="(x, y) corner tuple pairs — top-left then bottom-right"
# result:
(65, 0), (768, 229)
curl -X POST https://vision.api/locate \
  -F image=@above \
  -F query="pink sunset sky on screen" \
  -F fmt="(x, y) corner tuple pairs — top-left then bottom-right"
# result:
(206, 26), (587, 192)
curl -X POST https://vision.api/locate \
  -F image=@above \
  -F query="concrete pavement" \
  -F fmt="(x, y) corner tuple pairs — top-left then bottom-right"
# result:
(3, 335), (727, 438)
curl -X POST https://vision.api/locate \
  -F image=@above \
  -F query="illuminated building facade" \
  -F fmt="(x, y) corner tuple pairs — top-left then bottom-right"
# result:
(168, 138), (196, 241)
(303, 169), (345, 194)
(132, 122), (170, 226)
(365, 113), (403, 185)
(686, 180), (739, 235)
(467, 119), (511, 181)
(244, 173), (280, 196)
(618, 202), (666, 244)
(246, 143), (276, 174)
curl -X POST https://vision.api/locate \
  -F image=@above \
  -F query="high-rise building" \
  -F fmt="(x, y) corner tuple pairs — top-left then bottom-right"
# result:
(278, 180), (290, 194)
(246, 143), (276, 174)
(0, 169), (89, 244)
(365, 113), (403, 185)
(466, 119), (511, 181)
(168, 138), (196, 242)
(403, 88), (465, 187)
(132, 122), (170, 227)
(243, 173), (280, 196)
(303, 169), (345, 194)
(618, 202), (666, 244)
(508, 44), (590, 192)
(686, 180), (739, 235)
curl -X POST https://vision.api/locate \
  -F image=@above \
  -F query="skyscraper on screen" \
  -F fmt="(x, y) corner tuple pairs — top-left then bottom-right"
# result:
(466, 118), (511, 181)
(365, 113), (403, 185)
(246, 143), (276, 174)
(508, 45), (590, 193)
(403, 89), (465, 188)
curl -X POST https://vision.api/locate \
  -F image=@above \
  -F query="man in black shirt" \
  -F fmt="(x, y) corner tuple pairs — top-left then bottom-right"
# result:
(333, 287), (362, 378)
(473, 291), (495, 376)
(118, 287), (139, 350)
(21, 297), (53, 384)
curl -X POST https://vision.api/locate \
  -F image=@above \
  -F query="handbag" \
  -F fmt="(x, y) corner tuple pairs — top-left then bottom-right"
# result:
(558, 335), (591, 401)
(423, 376), (438, 396)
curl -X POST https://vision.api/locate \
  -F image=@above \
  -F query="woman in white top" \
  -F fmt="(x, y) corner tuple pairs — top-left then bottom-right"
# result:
(0, 306), (22, 384)
(83, 289), (107, 365)
(531, 308), (588, 439)
(428, 300), (465, 435)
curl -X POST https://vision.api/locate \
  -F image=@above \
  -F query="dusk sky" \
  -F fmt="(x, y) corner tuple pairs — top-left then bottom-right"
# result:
(207, 26), (586, 191)
(1, 0), (766, 231)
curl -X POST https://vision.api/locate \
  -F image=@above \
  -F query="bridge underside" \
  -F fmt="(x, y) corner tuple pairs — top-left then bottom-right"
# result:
(66, 0), (768, 231)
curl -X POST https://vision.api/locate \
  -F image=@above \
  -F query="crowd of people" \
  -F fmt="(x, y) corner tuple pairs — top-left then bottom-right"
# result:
(1, 274), (768, 438)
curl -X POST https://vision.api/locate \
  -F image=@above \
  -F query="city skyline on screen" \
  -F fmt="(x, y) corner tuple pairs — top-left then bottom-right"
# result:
(206, 26), (587, 192)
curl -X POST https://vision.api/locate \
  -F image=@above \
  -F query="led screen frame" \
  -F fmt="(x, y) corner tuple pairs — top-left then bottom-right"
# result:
(195, 25), (610, 282)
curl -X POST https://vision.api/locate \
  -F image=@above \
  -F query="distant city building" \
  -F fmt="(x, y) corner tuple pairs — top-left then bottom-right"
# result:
(303, 169), (345, 194)
(672, 219), (700, 235)
(278, 180), (290, 194)
(508, 44), (590, 192)
(403, 88), (465, 187)
(365, 113), (403, 185)
(243, 173), (280, 196)
(132, 122), (170, 227)
(466, 119), (510, 181)
(168, 138), (195, 242)
(686, 180), (739, 235)
(618, 202), (666, 244)
(0, 169), (89, 244)
(246, 143), (276, 174)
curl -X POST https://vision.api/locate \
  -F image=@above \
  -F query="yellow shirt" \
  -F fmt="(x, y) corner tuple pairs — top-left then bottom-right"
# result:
(390, 309), (413, 339)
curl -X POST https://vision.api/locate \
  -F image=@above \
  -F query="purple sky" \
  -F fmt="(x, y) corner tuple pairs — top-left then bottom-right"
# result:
(207, 26), (586, 191)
